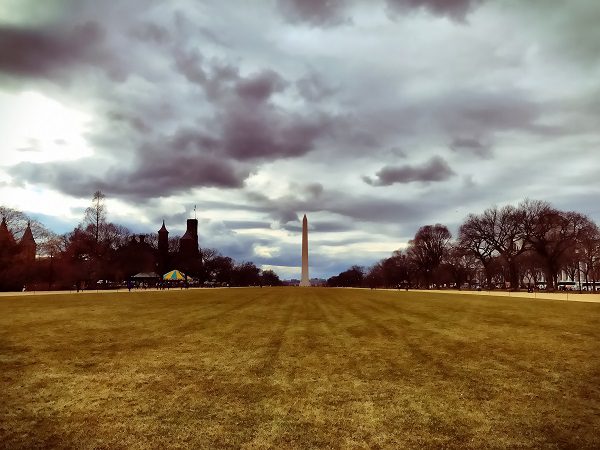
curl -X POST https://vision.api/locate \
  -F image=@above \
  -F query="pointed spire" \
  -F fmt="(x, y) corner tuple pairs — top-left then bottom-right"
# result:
(159, 219), (168, 233)
(18, 220), (36, 261)
(0, 217), (16, 245)
(21, 221), (35, 244)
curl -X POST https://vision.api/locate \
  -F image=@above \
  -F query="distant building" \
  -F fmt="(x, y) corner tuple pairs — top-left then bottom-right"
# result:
(157, 220), (169, 275)
(117, 234), (155, 277)
(0, 217), (16, 248)
(0, 218), (36, 262)
(180, 219), (200, 260)
(18, 222), (36, 264)
(0, 218), (37, 291)
(156, 217), (202, 278)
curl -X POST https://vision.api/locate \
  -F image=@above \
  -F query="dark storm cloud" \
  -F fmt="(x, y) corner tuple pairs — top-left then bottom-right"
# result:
(221, 108), (335, 160)
(0, 21), (123, 80)
(449, 137), (492, 159)
(215, 71), (338, 160)
(171, 55), (339, 161)
(120, 152), (249, 195)
(385, 0), (484, 20)
(277, 0), (350, 27)
(10, 160), (105, 198)
(363, 156), (456, 186)
(12, 151), (249, 199)
(214, 69), (338, 160)
(235, 70), (288, 101)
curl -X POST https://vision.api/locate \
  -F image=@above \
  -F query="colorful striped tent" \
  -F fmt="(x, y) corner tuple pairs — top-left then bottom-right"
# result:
(163, 270), (186, 281)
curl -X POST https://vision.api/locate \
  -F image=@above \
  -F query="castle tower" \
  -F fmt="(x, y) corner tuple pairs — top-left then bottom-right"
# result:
(0, 217), (16, 248)
(19, 221), (36, 263)
(179, 218), (199, 259)
(158, 220), (169, 274)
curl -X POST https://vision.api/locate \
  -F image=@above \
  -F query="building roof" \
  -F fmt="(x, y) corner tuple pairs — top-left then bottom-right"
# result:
(20, 222), (35, 245)
(180, 229), (195, 240)
(0, 217), (16, 245)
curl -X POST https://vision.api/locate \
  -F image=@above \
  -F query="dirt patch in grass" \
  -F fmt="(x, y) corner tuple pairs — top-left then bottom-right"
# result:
(1, 288), (599, 449)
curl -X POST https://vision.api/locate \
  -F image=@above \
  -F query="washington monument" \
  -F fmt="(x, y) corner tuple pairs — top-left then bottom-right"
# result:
(300, 214), (310, 287)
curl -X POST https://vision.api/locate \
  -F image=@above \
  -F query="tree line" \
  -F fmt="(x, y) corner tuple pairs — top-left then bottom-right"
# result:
(328, 199), (600, 292)
(0, 192), (281, 291)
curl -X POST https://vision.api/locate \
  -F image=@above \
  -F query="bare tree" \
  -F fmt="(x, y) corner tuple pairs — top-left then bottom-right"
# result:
(407, 224), (451, 288)
(459, 214), (497, 289)
(460, 205), (528, 290)
(444, 243), (478, 289)
(83, 190), (107, 247)
(522, 199), (592, 291)
(577, 220), (600, 290)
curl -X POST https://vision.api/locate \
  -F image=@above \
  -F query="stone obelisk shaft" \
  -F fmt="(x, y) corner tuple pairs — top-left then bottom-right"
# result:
(300, 214), (310, 286)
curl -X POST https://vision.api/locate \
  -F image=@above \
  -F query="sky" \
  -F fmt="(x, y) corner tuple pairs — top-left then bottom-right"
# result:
(1, 0), (599, 279)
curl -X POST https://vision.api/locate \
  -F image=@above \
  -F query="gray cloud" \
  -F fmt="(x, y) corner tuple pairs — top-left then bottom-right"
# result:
(129, 21), (171, 45)
(283, 220), (354, 233)
(449, 137), (492, 159)
(222, 220), (272, 230)
(363, 156), (456, 186)
(305, 183), (324, 198)
(385, 0), (484, 20)
(12, 152), (249, 199)
(296, 72), (337, 101)
(277, 0), (350, 27)
(235, 69), (288, 102)
(276, 0), (484, 27)
(0, 21), (124, 81)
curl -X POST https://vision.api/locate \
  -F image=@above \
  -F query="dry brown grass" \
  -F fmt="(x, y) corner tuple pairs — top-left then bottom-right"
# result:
(1, 287), (599, 449)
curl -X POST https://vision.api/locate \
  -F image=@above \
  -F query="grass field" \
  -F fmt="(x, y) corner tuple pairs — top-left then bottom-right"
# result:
(1, 288), (599, 449)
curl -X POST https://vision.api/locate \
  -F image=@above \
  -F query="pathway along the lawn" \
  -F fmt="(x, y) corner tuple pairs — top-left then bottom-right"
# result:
(2, 287), (600, 302)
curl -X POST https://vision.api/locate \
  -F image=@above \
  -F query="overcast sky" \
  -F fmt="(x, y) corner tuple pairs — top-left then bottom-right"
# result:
(1, 0), (599, 278)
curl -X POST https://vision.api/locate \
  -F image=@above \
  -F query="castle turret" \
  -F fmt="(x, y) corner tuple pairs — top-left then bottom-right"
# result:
(18, 221), (36, 263)
(0, 217), (16, 248)
(179, 219), (199, 259)
(178, 218), (201, 277)
(158, 220), (169, 274)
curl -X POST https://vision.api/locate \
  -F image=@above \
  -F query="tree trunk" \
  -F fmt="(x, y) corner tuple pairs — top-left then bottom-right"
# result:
(543, 267), (555, 291)
(507, 258), (519, 291)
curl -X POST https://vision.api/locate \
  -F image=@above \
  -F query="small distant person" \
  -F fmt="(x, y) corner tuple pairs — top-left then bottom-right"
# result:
(76, 281), (80, 293)
(127, 280), (132, 292)
(22, 285), (26, 292)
